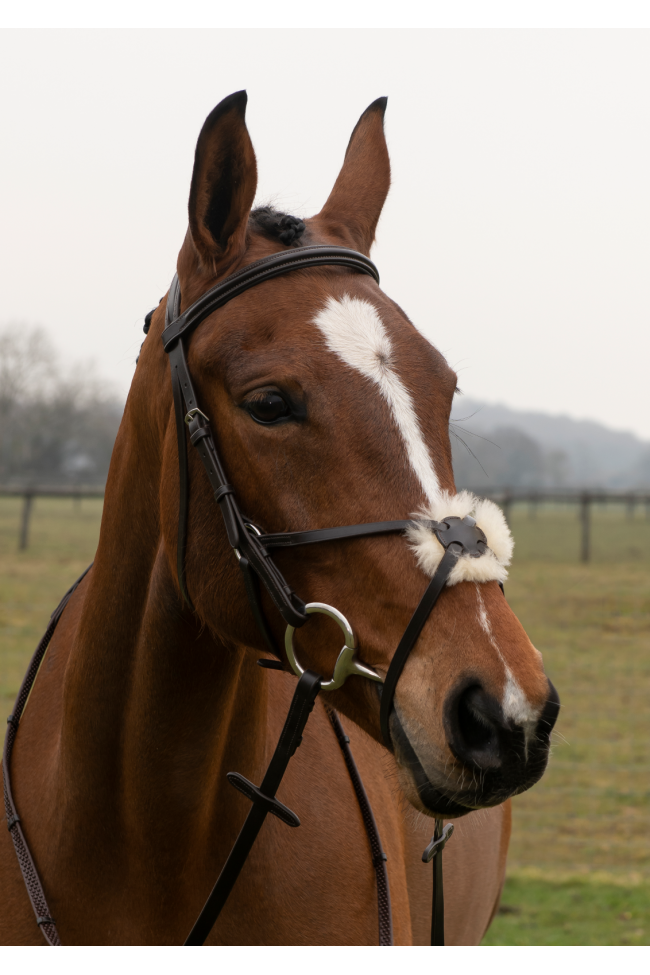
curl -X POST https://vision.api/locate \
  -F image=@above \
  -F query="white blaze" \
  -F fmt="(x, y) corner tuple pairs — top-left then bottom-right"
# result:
(475, 585), (541, 739)
(312, 295), (441, 504)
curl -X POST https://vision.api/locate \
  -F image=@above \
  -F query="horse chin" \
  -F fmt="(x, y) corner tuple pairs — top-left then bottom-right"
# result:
(389, 709), (545, 818)
(389, 712), (476, 817)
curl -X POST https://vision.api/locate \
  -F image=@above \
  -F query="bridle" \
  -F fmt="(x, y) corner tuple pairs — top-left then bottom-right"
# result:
(163, 244), (486, 943)
(3, 243), (490, 948)
(161, 244), (488, 741)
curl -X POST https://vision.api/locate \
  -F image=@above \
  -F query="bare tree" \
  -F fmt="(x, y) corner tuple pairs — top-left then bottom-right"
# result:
(0, 323), (123, 486)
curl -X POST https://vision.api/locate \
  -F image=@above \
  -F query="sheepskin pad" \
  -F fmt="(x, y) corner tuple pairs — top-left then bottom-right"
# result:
(406, 491), (514, 586)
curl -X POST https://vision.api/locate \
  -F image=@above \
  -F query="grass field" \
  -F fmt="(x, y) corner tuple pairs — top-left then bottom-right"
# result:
(1, 496), (649, 945)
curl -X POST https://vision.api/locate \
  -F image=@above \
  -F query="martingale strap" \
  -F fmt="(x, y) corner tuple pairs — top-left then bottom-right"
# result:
(185, 670), (323, 946)
(3, 564), (93, 948)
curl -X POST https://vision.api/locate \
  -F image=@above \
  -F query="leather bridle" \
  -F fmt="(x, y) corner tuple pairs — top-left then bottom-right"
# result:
(161, 244), (488, 746)
(162, 244), (484, 944)
(3, 243), (489, 948)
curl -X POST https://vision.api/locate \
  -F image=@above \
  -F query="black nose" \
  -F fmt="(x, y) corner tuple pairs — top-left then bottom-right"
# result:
(445, 679), (560, 773)
(446, 683), (505, 769)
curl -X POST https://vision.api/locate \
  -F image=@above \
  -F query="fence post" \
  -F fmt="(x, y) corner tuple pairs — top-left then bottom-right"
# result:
(19, 491), (34, 551)
(626, 494), (635, 521)
(580, 491), (591, 563)
(528, 492), (538, 520)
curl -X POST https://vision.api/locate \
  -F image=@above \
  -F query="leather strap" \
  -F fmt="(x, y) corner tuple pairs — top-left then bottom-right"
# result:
(2, 564), (92, 947)
(379, 548), (460, 748)
(184, 670), (323, 945)
(422, 819), (454, 946)
(162, 246), (379, 351)
(432, 839), (445, 946)
(328, 710), (393, 946)
(165, 277), (192, 605)
(167, 338), (308, 626)
(259, 520), (427, 550)
(162, 246), (378, 625)
(238, 557), (283, 660)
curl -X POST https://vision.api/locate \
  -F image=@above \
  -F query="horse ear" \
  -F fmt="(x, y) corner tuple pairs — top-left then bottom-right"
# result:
(188, 91), (258, 272)
(316, 98), (390, 255)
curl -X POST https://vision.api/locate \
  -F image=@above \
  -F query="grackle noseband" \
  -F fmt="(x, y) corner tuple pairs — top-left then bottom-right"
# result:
(4, 245), (489, 947)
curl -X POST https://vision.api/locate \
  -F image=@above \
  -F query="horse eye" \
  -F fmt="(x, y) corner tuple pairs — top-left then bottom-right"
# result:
(246, 391), (292, 424)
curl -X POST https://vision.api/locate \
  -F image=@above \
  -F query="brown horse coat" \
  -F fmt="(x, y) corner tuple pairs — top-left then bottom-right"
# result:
(0, 92), (555, 945)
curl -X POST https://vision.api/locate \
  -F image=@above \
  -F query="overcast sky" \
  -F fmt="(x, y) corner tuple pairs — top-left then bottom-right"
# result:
(1, 29), (649, 439)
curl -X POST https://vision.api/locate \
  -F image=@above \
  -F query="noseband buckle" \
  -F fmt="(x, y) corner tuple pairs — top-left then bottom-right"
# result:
(285, 603), (383, 692)
(433, 515), (487, 558)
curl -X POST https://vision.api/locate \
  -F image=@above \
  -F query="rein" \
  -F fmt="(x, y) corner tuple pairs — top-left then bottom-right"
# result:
(3, 244), (489, 947)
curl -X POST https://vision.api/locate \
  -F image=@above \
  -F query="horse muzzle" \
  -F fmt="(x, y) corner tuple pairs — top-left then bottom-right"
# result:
(390, 678), (560, 817)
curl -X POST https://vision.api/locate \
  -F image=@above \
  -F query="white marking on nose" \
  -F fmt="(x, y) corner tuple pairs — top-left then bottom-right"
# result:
(475, 585), (540, 744)
(312, 295), (441, 504)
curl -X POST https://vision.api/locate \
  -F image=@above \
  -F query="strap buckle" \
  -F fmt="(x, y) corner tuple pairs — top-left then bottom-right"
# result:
(234, 522), (262, 563)
(184, 407), (210, 426)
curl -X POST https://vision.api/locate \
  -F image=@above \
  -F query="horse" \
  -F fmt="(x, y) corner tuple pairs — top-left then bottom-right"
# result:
(0, 91), (559, 946)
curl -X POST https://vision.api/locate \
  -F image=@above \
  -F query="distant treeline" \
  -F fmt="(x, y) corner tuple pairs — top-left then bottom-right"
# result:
(3, 325), (650, 491)
(0, 325), (123, 487)
(451, 425), (570, 490)
(451, 399), (650, 490)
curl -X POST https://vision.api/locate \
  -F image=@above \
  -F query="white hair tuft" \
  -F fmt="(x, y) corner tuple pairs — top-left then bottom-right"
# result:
(406, 492), (513, 586)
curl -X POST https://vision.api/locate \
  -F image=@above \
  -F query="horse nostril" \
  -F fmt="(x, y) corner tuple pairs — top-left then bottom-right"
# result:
(458, 687), (497, 749)
(446, 683), (504, 769)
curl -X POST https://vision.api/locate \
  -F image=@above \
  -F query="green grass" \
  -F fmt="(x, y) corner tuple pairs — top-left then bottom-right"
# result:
(0, 495), (103, 722)
(508, 501), (650, 564)
(483, 874), (649, 945)
(1, 496), (649, 944)
(481, 504), (650, 944)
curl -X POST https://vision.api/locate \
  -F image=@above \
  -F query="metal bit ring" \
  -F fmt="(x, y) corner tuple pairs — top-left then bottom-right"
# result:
(285, 602), (382, 692)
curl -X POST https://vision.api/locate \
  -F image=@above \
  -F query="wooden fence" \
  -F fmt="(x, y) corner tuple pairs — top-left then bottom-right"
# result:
(474, 489), (650, 562)
(0, 487), (105, 551)
(2, 486), (650, 561)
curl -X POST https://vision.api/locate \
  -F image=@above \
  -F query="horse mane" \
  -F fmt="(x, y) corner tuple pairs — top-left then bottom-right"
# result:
(250, 206), (306, 246)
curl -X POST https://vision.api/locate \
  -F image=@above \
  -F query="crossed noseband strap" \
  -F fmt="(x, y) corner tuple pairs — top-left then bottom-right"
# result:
(160, 245), (489, 748)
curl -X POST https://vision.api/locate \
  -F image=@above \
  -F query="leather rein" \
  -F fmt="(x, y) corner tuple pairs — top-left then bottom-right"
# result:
(4, 244), (488, 947)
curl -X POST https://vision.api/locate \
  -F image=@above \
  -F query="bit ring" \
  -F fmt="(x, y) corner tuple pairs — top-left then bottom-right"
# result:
(285, 602), (382, 692)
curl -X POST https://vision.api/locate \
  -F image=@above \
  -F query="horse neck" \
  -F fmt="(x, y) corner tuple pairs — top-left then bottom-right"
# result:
(56, 390), (268, 858)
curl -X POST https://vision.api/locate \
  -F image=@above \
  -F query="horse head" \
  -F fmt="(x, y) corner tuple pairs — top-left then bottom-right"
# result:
(137, 91), (559, 820)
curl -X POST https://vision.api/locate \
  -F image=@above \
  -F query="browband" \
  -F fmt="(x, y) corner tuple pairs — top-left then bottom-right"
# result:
(162, 245), (379, 350)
